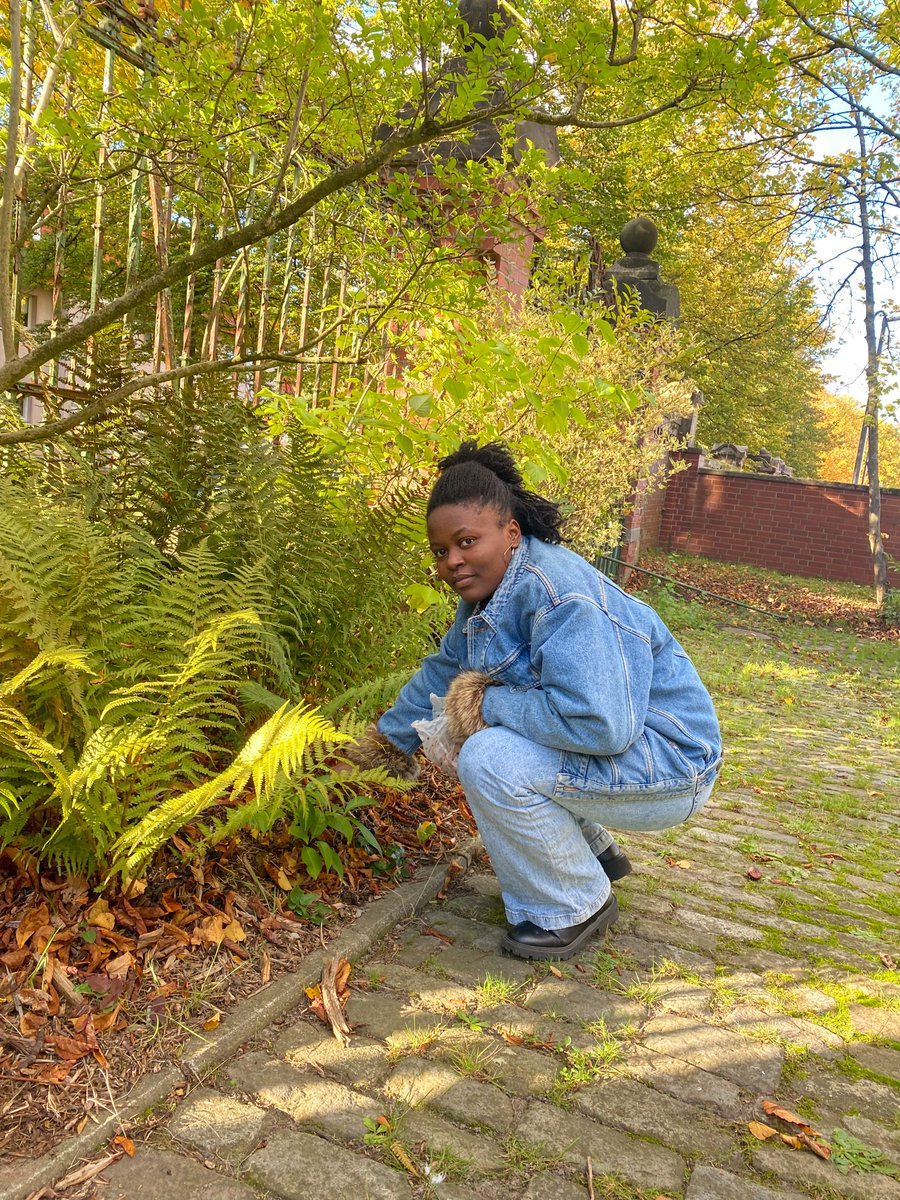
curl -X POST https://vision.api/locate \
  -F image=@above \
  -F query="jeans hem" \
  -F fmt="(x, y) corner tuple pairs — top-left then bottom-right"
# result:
(504, 886), (611, 931)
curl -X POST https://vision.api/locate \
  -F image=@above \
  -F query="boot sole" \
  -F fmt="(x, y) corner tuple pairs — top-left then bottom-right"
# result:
(501, 895), (619, 961)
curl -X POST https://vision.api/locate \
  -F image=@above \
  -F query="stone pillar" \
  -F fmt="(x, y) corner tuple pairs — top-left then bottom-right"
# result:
(601, 218), (681, 583)
(603, 217), (680, 322)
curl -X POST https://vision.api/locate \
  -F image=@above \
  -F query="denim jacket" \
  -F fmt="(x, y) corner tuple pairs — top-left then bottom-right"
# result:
(378, 536), (722, 792)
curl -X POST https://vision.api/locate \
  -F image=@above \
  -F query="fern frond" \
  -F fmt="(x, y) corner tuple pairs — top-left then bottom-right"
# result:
(0, 648), (92, 699)
(108, 703), (347, 877)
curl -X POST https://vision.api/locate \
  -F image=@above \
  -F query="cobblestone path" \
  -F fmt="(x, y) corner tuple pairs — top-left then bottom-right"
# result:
(93, 620), (899, 1200)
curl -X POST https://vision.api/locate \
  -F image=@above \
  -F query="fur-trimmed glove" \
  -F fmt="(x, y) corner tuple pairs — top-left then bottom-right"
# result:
(343, 724), (420, 781)
(445, 671), (494, 743)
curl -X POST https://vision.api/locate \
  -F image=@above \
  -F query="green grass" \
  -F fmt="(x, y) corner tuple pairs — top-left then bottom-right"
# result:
(476, 973), (525, 1005)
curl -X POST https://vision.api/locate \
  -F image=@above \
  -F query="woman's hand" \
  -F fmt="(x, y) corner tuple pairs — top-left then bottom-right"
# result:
(342, 725), (420, 781)
(445, 671), (494, 742)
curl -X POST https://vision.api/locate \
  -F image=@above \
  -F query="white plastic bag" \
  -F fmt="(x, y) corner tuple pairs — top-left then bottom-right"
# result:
(412, 693), (460, 776)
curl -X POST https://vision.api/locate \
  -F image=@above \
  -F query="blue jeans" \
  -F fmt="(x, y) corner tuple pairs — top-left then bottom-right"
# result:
(457, 727), (720, 930)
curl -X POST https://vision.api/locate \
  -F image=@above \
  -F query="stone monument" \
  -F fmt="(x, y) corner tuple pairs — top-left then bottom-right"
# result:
(603, 217), (680, 322)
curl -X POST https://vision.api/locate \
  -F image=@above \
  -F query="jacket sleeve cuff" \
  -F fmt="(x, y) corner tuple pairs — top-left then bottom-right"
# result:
(481, 685), (522, 732)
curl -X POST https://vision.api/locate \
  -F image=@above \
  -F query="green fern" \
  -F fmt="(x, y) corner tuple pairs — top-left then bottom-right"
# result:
(1, 413), (439, 880)
(108, 702), (346, 877)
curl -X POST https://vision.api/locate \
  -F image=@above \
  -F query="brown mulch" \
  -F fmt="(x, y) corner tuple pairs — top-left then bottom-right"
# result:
(0, 767), (475, 1166)
(631, 551), (899, 641)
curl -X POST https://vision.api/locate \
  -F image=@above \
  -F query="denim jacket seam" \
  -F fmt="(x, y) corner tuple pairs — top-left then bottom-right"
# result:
(646, 704), (714, 758)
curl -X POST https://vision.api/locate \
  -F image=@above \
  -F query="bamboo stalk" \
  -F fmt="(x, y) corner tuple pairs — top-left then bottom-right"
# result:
(312, 253), (333, 406)
(295, 210), (316, 394)
(254, 234), (274, 395)
(0, 0), (23, 362)
(277, 167), (299, 392)
(234, 153), (257, 360)
(330, 268), (348, 399)
(181, 179), (201, 367)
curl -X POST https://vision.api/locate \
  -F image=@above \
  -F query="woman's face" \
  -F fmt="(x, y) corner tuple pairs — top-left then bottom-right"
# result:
(427, 501), (521, 604)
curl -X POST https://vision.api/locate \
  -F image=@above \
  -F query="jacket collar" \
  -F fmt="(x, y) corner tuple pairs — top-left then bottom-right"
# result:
(472, 536), (531, 628)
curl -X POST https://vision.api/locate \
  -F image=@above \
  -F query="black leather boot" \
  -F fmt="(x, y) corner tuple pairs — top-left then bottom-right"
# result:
(501, 893), (619, 961)
(598, 842), (632, 881)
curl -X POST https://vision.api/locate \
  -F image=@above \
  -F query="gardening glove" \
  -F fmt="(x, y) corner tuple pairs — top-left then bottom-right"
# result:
(343, 723), (420, 781)
(445, 671), (495, 743)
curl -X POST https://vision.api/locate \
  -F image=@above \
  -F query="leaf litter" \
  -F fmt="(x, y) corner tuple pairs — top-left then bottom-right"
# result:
(747, 1098), (832, 1160)
(0, 767), (475, 1165)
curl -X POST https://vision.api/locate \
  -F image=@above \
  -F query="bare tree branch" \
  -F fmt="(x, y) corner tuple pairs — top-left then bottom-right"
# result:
(782, 0), (900, 79)
(526, 77), (699, 129)
(0, 345), (361, 447)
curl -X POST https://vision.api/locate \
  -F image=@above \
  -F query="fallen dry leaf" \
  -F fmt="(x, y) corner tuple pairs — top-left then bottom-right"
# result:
(761, 1099), (818, 1133)
(113, 1134), (135, 1157)
(798, 1132), (831, 1160)
(16, 902), (50, 948)
(780, 1133), (804, 1150)
(748, 1121), (779, 1141)
(880, 954), (896, 969)
(86, 898), (116, 931)
(548, 964), (565, 979)
(747, 866), (763, 881)
(319, 956), (352, 1046)
(423, 927), (454, 944)
(665, 856), (692, 869)
(202, 1013), (221, 1031)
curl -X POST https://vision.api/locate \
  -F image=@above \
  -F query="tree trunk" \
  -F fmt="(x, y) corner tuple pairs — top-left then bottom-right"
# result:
(853, 105), (889, 607)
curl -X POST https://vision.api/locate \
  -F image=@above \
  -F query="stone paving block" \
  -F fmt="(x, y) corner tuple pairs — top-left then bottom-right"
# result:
(345, 990), (447, 1043)
(395, 934), (450, 969)
(467, 874), (503, 897)
(641, 1012), (784, 1093)
(474, 1002), (601, 1055)
(365, 962), (479, 1013)
(385, 1056), (517, 1136)
(273, 1024), (393, 1089)
(444, 892), (508, 926)
(624, 1046), (745, 1118)
(468, 1037), (560, 1097)
(571, 1076), (736, 1159)
(677, 907), (765, 944)
(751, 1143), (900, 1199)
(422, 941), (538, 986)
(399, 1108), (507, 1173)
(655, 979), (713, 1015)
(227, 1050), (382, 1141)
(524, 978), (644, 1030)
(166, 1087), (274, 1161)
(96, 1147), (257, 1200)
(686, 1163), (807, 1200)
(848, 1004), (900, 1041)
(245, 1127), (412, 1199)
(519, 1099), (685, 1194)
(796, 1063), (900, 1124)
(786, 985), (840, 1015)
(611, 932), (719, 977)
(839, 1115), (900, 1159)
(616, 892), (679, 920)
(724, 1003), (843, 1056)
(522, 1174), (588, 1199)
(632, 916), (719, 955)
(412, 910), (495, 947)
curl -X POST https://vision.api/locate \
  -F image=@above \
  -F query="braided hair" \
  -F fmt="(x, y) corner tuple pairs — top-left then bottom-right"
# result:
(427, 441), (564, 543)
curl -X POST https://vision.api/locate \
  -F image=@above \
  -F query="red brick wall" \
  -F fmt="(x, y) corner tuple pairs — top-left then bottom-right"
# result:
(654, 449), (900, 587)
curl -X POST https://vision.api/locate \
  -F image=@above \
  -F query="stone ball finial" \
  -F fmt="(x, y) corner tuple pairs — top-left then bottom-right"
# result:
(619, 217), (658, 256)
